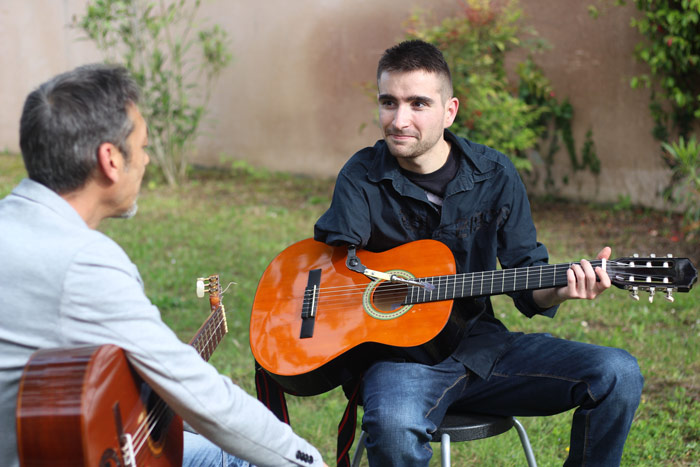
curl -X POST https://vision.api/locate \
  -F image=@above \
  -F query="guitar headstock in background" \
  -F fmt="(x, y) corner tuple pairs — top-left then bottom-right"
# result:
(196, 274), (222, 313)
(608, 254), (697, 302)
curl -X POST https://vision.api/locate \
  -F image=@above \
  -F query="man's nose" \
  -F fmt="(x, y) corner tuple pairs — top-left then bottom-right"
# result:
(393, 104), (411, 129)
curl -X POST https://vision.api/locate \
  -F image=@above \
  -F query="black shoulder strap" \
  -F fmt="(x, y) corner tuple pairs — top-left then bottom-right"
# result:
(336, 379), (361, 466)
(255, 360), (290, 423)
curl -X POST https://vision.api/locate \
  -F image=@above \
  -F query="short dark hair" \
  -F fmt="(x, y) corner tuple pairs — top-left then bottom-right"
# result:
(19, 63), (140, 194)
(377, 40), (453, 95)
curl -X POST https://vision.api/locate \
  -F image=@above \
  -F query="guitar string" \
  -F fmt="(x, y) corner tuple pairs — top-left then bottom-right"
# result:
(324, 259), (674, 293)
(302, 275), (678, 311)
(132, 314), (226, 456)
(297, 260), (668, 297)
(297, 260), (604, 296)
(295, 261), (675, 310)
(298, 262), (590, 295)
(130, 307), (228, 456)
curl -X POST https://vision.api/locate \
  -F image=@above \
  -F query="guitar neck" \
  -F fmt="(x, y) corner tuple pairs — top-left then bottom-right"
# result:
(407, 260), (604, 304)
(189, 305), (228, 361)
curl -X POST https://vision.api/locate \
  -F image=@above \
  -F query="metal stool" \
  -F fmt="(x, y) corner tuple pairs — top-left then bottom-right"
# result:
(351, 412), (537, 467)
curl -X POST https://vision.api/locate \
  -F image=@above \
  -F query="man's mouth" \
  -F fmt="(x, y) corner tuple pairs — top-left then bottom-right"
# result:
(388, 132), (416, 141)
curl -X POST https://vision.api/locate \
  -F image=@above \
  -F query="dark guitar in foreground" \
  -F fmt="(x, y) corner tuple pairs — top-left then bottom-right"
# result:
(16, 275), (227, 467)
(250, 239), (697, 396)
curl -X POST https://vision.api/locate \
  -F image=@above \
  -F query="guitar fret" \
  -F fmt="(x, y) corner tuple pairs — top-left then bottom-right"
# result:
(412, 258), (621, 304)
(524, 267), (528, 290)
(191, 307), (226, 362)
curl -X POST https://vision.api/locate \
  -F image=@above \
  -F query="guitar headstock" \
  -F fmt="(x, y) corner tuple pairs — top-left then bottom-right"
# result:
(196, 274), (222, 313)
(608, 255), (698, 302)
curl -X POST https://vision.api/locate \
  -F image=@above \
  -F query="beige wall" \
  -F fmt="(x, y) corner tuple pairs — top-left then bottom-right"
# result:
(0, 1), (670, 207)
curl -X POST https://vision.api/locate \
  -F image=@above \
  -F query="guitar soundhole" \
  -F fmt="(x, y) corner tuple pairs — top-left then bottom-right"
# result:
(140, 383), (175, 454)
(100, 448), (122, 466)
(372, 282), (408, 311)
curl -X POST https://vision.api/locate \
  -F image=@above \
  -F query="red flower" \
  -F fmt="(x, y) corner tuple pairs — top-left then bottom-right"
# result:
(667, 37), (673, 47)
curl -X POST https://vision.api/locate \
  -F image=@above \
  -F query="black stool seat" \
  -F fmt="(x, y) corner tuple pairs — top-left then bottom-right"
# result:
(434, 412), (514, 442)
(352, 411), (537, 466)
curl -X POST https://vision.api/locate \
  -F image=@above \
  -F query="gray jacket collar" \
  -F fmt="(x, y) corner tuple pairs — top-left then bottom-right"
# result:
(12, 178), (89, 228)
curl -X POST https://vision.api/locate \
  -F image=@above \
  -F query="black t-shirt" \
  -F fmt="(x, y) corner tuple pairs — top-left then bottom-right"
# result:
(400, 147), (458, 206)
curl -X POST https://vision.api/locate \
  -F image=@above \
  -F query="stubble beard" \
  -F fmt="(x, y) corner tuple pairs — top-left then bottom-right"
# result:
(114, 199), (139, 219)
(385, 130), (439, 161)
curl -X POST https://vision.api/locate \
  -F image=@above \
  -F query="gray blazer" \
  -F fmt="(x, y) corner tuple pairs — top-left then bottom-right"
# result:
(0, 179), (322, 467)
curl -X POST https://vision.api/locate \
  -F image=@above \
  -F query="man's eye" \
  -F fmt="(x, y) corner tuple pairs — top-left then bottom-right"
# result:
(413, 101), (427, 108)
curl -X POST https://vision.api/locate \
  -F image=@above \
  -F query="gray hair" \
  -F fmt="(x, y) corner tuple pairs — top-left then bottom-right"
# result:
(19, 63), (140, 193)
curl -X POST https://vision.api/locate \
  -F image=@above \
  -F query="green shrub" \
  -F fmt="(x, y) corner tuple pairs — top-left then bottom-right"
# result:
(405, 0), (599, 183)
(629, 0), (700, 141)
(77, 0), (232, 187)
(404, 0), (540, 171)
(661, 135), (700, 239)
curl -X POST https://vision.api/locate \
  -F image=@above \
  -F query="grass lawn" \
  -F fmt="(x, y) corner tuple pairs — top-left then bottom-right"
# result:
(1, 153), (698, 465)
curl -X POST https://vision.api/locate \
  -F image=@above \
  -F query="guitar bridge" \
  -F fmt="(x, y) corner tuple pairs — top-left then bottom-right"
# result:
(300, 269), (321, 339)
(113, 402), (137, 467)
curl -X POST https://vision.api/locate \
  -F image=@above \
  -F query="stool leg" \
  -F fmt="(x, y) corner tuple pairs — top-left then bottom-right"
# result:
(440, 433), (451, 467)
(351, 431), (368, 467)
(513, 418), (537, 467)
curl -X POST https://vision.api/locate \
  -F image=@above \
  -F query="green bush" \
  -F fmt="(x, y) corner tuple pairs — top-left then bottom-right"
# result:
(77, 0), (232, 187)
(590, 1), (700, 140)
(661, 135), (700, 239)
(516, 58), (599, 190)
(405, 0), (599, 184)
(404, 0), (540, 171)
(590, 1), (700, 235)
(627, 0), (700, 141)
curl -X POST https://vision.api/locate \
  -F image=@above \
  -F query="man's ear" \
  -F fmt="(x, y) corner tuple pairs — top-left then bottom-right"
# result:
(96, 142), (122, 183)
(444, 97), (459, 128)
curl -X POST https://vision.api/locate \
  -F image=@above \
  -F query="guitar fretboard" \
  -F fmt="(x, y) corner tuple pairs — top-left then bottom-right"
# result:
(406, 261), (604, 304)
(189, 306), (227, 361)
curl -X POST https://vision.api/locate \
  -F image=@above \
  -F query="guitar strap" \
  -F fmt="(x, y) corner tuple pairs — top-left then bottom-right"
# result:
(254, 360), (362, 467)
(254, 360), (290, 424)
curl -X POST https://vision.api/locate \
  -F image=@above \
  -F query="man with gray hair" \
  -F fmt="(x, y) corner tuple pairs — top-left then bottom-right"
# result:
(0, 64), (326, 467)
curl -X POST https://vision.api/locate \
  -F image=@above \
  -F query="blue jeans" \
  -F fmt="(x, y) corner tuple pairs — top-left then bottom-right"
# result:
(360, 333), (643, 466)
(183, 431), (250, 467)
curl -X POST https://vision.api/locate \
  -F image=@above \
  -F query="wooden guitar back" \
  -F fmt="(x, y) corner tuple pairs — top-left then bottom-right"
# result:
(17, 344), (182, 466)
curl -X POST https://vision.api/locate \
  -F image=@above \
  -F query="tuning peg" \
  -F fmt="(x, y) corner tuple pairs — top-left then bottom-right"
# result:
(196, 278), (206, 298)
(663, 253), (673, 268)
(629, 287), (639, 301)
(665, 289), (675, 302)
(648, 287), (655, 303)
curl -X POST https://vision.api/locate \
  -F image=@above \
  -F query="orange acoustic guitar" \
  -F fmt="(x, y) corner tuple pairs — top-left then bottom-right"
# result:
(250, 238), (697, 396)
(16, 275), (227, 467)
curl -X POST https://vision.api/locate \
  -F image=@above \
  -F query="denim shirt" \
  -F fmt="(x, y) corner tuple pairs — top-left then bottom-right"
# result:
(314, 130), (559, 379)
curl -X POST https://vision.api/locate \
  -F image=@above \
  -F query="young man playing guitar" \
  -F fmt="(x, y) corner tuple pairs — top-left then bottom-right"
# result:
(0, 65), (326, 467)
(314, 40), (643, 466)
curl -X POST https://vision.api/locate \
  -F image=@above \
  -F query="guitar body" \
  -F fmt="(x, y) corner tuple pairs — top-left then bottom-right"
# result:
(17, 344), (182, 467)
(250, 238), (468, 396)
